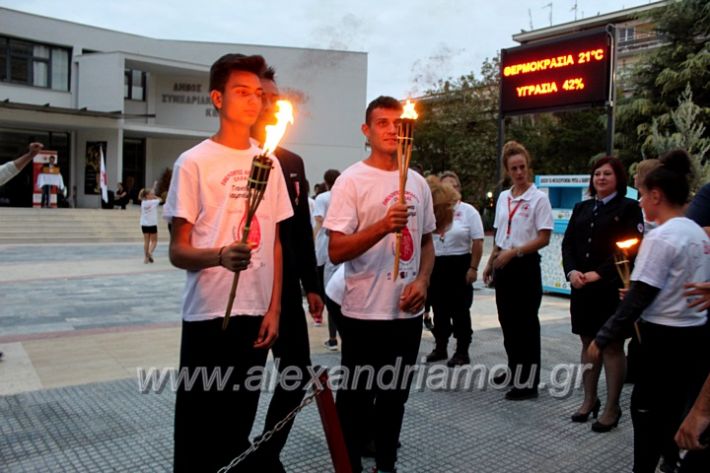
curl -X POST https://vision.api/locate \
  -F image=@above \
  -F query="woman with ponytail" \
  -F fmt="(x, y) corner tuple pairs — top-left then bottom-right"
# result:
(589, 149), (710, 472)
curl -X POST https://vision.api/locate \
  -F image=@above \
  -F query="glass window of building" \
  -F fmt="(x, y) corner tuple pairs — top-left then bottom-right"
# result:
(124, 68), (146, 101)
(0, 36), (70, 90)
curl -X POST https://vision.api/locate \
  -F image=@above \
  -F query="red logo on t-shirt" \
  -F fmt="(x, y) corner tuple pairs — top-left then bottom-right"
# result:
(400, 227), (414, 262)
(236, 214), (262, 250)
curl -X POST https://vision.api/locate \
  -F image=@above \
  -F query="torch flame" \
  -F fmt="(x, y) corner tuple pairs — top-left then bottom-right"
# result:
(401, 99), (418, 120)
(262, 100), (294, 156)
(616, 238), (640, 250)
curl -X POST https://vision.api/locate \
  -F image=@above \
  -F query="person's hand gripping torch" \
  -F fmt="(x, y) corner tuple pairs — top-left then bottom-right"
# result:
(615, 238), (640, 340)
(393, 99), (418, 281)
(223, 100), (294, 330)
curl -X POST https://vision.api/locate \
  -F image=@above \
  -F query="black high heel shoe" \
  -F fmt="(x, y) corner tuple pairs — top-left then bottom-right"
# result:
(591, 407), (622, 432)
(571, 399), (601, 423)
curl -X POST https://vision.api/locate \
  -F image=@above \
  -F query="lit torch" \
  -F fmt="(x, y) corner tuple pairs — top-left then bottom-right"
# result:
(393, 99), (418, 281)
(614, 238), (639, 289)
(615, 237), (641, 342)
(223, 100), (294, 330)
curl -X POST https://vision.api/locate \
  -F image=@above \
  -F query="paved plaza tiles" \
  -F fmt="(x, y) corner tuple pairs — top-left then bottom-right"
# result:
(0, 241), (635, 472)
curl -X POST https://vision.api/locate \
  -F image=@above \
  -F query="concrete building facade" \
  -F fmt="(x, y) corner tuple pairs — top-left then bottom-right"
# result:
(0, 8), (367, 208)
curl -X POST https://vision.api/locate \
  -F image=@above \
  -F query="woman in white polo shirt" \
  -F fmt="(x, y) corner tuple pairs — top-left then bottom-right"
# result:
(483, 141), (553, 401)
(426, 172), (484, 367)
(590, 149), (710, 472)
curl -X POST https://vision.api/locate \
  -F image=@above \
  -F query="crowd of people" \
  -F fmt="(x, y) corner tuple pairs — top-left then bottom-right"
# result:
(16, 50), (693, 472)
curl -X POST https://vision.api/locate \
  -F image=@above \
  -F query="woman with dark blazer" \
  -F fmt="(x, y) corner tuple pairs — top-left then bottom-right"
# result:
(562, 156), (644, 431)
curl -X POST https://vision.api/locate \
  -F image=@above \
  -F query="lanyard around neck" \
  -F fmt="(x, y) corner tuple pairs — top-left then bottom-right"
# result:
(507, 196), (525, 237)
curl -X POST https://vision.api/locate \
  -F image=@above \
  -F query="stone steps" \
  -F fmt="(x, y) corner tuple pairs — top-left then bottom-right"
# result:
(0, 207), (170, 244)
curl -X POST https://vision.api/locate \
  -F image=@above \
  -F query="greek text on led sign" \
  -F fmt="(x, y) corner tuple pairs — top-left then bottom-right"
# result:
(500, 30), (612, 114)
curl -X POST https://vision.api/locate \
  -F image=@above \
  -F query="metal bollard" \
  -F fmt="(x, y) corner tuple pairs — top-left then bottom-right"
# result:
(314, 370), (352, 473)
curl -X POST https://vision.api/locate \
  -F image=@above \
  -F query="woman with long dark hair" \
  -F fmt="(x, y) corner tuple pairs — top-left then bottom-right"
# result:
(589, 149), (710, 472)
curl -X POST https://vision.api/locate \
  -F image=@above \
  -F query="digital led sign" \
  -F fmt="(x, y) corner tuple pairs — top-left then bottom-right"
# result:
(500, 29), (612, 115)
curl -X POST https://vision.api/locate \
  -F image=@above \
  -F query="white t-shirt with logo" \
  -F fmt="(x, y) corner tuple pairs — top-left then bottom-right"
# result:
(632, 217), (710, 327)
(434, 201), (484, 256)
(494, 184), (553, 250)
(140, 198), (161, 227)
(313, 190), (332, 267)
(164, 139), (293, 322)
(323, 161), (436, 321)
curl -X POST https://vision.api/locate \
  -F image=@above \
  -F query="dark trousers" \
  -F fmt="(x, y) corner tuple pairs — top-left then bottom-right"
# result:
(336, 315), (423, 472)
(631, 321), (710, 473)
(429, 253), (473, 351)
(493, 253), (542, 388)
(325, 294), (341, 340)
(41, 185), (51, 207)
(173, 316), (267, 473)
(253, 286), (312, 465)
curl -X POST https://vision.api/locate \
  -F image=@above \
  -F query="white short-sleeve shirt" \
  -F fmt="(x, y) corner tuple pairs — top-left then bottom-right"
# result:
(323, 162), (436, 320)
(163, 139), (293, 321)
(434, 201), (484, 256)
(632, 217), (710, 327)
(140, 198), (161, 227)
(313, 191), (331, 266)
(494, 184), (553, 249)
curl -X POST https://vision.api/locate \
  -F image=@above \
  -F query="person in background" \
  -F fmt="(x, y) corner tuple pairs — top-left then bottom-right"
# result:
(561, 156), (643, 431)
(305, 179), (316, 230)
(313, 168), (341, 349)
(138, 187), (161, 263)
(483, 140), (552, 401)
(0, 141), (43, 361)
(40, 155), (58, 208)
(246, 66), (324, 473)
(114, 182), (130, 209)
(687, 182), (710, 237)
(634, 159), (661, 234)
(0, 142), (44, 186)
(589, 149), (709, 472)
(426, 172), (484, 367)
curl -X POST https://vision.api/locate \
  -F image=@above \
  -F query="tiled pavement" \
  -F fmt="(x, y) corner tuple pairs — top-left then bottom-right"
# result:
(0, 242), (635, 472)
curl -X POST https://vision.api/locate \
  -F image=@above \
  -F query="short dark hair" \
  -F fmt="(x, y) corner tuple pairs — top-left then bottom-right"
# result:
(644, 149), (693, 205)
(263, 66), (276, 83)
(209, 54), (267, 92)
(323, 169), (340, 189)
(589, 156), (628, 197)
(365, 96), (402, 125)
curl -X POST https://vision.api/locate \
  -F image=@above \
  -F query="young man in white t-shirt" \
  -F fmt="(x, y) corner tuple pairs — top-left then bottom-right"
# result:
(163, 54), (293, 473)
(324, 96), (436, 473)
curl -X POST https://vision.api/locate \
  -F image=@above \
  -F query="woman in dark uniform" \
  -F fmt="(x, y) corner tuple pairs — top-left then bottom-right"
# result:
(562, 156), (644, 431)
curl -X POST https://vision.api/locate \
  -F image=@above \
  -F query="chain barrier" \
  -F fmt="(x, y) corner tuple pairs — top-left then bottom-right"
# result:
(217, 382), (324, 473)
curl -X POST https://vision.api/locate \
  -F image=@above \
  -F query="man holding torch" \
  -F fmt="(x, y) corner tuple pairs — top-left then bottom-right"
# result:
(325, 96), (436, 473)
(164, 54), (293, 473)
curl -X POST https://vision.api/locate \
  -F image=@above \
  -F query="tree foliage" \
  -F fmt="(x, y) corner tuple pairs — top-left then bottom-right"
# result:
(643, 84), (710, 190)
(412, 57), (500, 207)
(616, 0), (710, 169)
